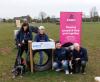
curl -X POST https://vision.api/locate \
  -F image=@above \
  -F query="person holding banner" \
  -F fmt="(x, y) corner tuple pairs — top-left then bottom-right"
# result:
(34, 26), (49, 65)
(13, 23), (33, 69)
(72, 43), (88, 74)
(53, 41), (69, 75)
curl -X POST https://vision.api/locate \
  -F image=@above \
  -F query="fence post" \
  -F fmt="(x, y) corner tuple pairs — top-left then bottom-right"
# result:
(28, 41), (34, 73)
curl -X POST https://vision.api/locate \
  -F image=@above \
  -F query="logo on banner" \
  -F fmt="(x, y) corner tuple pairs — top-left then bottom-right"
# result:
(32, 42), (55, 50)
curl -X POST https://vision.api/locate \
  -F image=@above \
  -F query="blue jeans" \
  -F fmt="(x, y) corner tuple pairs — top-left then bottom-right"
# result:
(39, 51), (44, 65)
(53, 60), (69, 71)
(14, 45), (29, 68)
(73, 60), (87, 73)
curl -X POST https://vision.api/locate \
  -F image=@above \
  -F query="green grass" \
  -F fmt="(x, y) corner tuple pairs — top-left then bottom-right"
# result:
(0, 22), (100, 82)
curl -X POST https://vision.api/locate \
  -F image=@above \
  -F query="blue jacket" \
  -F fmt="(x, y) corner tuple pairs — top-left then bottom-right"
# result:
(34, 34), (49, 42)
(73, 47), (88, 61)
(53, 48), (69, 61)
(16, 29), (33, 44)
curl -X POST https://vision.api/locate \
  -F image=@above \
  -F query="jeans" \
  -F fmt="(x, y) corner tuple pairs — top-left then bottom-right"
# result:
(39, 51), (44, 65)
(14, 45), (29, 68)
(73, 60), (87, 73)
(53, 60), (69, 71)
(81, 61), (87, 73)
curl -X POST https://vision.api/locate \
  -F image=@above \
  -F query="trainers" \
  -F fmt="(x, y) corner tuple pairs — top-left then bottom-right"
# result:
(12, 75), (16, 79)
(82, 72), (86, 75)
(55, 69), (62, 72)
(70, 72), (73, 74)
(65, 70), (69, 74)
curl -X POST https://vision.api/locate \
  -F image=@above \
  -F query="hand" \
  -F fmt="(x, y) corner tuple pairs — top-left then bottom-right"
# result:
(61, 60), (65, 63)
(28, 40), (32, 43)
(22, 40), (25, 44)
(18, 43), (21, 47)
(75, 58), (80, 61)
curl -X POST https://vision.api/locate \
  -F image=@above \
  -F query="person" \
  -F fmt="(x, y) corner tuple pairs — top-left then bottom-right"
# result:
(72, 43), (88, 74)
(53, 41), (69, 74)
(34, 26), (49, 65)
(14, 23), (33, 69)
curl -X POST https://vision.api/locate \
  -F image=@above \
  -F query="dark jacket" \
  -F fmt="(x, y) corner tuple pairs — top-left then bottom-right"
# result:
(73, 47), (88, 61)
(16, 29), (33, 45)
(53, 48), (69, 61)
(34, 34), (49, 42)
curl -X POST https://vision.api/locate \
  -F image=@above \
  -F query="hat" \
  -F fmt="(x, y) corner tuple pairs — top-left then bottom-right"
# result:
(38, 26), (45, 30)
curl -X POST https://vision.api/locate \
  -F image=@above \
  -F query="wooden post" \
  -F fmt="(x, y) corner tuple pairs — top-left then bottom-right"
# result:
(52, 49), (54, 70)
(28, 41), (34, 73)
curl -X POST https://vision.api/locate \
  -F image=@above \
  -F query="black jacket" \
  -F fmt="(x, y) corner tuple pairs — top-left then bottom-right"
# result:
(53, 48), (69, 61)
(16, 29), (33, 44)
(73, 47), (88, 61)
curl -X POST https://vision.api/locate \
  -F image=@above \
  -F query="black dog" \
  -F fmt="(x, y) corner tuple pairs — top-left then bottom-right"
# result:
(12, 58), (26, 78)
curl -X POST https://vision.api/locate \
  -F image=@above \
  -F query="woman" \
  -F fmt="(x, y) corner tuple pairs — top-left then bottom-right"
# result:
(34, 26), (49, 65)
(14, 23), (33, 68)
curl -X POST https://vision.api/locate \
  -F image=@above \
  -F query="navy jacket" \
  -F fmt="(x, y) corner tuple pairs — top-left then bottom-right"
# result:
(73, 47), (88, 61)
(53, 48), (69, 61)
(34, 34), (49, 42)
(16, 29), (33, 44)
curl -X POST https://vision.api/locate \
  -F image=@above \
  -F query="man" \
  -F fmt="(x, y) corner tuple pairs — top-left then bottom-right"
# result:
(73, 43), (88, 74)
(53, 41), (69, 74)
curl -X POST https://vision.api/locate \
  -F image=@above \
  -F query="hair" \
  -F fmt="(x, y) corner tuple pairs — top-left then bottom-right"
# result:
(55, 41), (60, 44)
(20, 23), (29, 32)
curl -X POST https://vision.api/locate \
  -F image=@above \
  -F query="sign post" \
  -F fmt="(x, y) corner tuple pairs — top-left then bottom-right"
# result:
(60, 12), (82, 45)
(28, 41), (34, 73)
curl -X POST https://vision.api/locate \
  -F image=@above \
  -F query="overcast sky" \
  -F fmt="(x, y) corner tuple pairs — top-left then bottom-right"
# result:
(0, 0), (100, 18)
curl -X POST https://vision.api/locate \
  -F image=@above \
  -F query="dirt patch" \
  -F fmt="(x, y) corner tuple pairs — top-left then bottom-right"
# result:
(0, 47), (11, 54)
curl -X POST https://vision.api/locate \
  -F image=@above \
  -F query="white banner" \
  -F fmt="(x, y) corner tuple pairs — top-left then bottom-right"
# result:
(32, 42), (55, 50)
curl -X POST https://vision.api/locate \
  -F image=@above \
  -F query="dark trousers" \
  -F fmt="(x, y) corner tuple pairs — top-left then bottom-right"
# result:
(72, 60), (87, 73)
(14, 45), (29, 68)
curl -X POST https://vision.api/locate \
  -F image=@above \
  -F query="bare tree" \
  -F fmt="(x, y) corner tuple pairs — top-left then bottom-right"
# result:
(90, 7), (99, 22)
(39, 11), (47, 23)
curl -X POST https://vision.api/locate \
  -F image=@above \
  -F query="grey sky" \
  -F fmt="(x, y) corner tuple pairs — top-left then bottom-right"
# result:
(0, 0), (100, 18)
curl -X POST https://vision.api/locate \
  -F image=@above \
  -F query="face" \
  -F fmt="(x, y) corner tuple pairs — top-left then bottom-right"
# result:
(39, 29), (45, 34)
(56, 43), (61, 49)
(23, 26), (28, 31)
(75, 46), (80, 51)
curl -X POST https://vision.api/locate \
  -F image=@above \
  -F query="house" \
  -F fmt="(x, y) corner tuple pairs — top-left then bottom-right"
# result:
(14, 15), (32, 23)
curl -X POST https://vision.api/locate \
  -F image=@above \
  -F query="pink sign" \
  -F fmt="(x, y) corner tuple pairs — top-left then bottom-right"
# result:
(60, 12), (82, 45)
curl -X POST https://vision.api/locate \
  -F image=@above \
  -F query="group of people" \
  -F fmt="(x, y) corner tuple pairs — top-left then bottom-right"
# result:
(53, 42), (88, 75)
(12, 20), (88, 78)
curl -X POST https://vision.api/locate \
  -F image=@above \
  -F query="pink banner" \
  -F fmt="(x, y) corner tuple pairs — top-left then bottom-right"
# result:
(60, 12), (82, 45)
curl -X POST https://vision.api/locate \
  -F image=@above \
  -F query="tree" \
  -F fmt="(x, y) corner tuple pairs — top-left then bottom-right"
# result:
(39, 11), (47, 23)
(45, 16), (51, 22)
(90, 7), (99, 22)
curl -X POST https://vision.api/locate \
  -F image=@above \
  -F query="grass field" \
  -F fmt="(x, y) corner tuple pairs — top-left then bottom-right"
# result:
(0, 22), (100, 82)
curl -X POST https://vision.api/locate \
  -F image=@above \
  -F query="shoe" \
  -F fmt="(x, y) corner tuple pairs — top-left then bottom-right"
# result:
(12, 75), (16, 79)
(55, 69), (62, 72)
(65, 70), (69, 74)
(70, 72), (73, 74)
(20, 75), (23, 78)
(82, 72), (86, 75)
